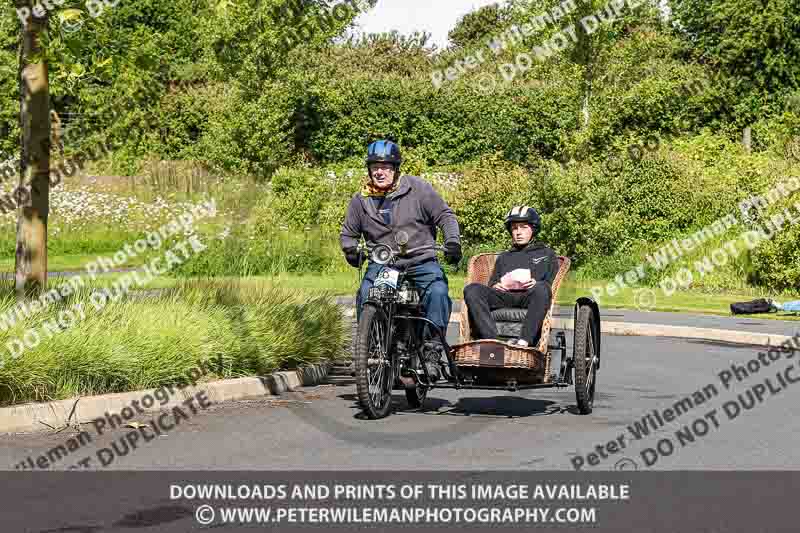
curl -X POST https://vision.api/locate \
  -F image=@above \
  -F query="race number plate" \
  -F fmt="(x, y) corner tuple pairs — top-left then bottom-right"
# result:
(374, 267), (400, 290)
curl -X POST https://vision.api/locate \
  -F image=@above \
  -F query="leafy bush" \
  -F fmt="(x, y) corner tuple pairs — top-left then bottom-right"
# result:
(748, 188), (800, 292)
(750, 224), (800, 292)
(447, 153), (534, 249)
(536, 162), (630, 264)
(301, 74), (577, 167)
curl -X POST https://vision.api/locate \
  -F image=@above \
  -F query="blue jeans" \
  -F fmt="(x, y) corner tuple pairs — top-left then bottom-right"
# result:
(356, 260), (452, 333)
(778, 300), (800, 312)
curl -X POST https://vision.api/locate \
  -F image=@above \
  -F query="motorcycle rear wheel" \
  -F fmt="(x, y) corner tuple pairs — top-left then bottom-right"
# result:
(354, 304), (394, 419)
(405, 382), (428, 409)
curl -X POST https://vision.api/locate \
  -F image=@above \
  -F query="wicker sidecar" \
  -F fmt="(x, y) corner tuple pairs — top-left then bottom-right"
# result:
(448, 253), (601, 414)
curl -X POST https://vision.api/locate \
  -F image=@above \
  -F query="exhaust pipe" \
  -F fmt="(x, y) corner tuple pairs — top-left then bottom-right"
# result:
(398, 375), (416, 388)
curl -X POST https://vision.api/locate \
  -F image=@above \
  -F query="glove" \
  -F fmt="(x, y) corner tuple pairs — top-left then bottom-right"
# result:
(343, 247), (366, 268)
(443, 241), (462, 265)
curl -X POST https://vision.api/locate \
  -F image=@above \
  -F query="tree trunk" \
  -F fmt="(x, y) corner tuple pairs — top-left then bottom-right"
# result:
(16, 2), (49, 298)
(742, 126), (752, 153)
(581, 80), (591, 129)
(572, 3), (596, 131)
(581, 91), (589, 129)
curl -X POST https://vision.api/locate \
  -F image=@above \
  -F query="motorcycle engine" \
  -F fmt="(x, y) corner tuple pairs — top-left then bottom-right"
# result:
(421, 343), (442, 382)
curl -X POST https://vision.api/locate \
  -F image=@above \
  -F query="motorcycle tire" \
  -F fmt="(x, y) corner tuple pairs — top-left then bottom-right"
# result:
(354, 304), (394, 419)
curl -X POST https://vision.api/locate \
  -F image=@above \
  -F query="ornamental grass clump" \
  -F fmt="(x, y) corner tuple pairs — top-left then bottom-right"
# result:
(0, 279), (347, 406)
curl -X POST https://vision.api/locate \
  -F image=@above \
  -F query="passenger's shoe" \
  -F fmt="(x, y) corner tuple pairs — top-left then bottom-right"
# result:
(509, 338), (529, 347)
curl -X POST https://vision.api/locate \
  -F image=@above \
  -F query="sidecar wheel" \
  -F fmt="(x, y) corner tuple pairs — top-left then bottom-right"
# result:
(354, 304), (394, 419)
(573, 304), (598, 415)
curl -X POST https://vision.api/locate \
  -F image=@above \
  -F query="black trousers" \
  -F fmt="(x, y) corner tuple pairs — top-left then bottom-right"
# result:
(463, 282), (552, 345)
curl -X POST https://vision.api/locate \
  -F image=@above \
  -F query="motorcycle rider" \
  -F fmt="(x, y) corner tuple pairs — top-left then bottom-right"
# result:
(341, 140), (462, 376)
(463, 206), (558, 347)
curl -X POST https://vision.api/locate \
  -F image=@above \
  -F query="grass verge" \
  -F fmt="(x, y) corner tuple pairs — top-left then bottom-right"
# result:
(0, 279), (348, 406)
(100, 271), (800, 320)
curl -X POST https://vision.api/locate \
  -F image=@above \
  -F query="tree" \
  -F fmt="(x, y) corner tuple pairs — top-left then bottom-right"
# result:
(563, 0), (663, 130)
(447, 3), (509, 49)
(15, 0), (50, 297)
(671, 0), (800, 127)
(202, 0), (372, 91)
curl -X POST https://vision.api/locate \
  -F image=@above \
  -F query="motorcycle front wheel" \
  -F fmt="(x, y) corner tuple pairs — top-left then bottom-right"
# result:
(354, 303), (394, 419)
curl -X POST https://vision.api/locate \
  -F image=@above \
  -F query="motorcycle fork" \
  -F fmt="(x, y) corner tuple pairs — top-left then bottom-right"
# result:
(385, 301), (405, 386)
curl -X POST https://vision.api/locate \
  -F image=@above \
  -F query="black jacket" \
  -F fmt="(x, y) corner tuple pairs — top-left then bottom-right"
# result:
(488, 241), (559, 288)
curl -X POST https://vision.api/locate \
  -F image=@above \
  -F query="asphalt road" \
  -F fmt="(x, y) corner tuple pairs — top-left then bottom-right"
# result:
(1, 333), (798, 471)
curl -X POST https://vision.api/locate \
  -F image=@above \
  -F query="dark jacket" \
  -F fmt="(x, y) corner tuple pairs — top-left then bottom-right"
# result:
(340, 175), (460, 268)
(488, 241), (559, 288)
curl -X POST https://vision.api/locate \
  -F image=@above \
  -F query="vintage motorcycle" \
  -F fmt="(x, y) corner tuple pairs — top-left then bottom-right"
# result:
(353, 232), (454, 419)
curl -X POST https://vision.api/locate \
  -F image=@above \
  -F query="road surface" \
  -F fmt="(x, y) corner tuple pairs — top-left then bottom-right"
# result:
(1, 333), (798, 471)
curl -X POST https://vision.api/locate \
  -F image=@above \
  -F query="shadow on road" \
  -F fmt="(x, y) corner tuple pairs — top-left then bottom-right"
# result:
(339, 393), (574, 419)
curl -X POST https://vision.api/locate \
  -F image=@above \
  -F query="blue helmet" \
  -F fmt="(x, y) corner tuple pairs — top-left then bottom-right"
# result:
(366, 140), (403, 167)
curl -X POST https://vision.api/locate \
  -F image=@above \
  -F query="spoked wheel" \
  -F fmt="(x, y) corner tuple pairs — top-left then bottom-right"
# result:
(354, 304), (394, 419)
(573, 305), (598, 414)
(405, 327), (434, 409)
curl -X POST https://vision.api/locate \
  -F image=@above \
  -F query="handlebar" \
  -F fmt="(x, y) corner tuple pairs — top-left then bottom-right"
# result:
(358, 243), (445, 254)
(358, 242), (445, 265)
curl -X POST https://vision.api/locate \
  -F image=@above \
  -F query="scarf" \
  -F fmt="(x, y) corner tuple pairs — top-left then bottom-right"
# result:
(361, 174), (403, 197)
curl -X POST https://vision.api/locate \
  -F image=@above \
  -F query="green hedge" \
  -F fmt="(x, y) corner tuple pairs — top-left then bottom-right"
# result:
(225, 131), (800, 293)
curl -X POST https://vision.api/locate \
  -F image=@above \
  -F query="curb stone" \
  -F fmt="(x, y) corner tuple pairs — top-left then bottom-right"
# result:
(550, 318), (793, 348)
(0, 362), (331, 434)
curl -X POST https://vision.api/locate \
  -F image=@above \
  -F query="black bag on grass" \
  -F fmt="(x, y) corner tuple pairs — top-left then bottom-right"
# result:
(730, 299), (772, 315)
